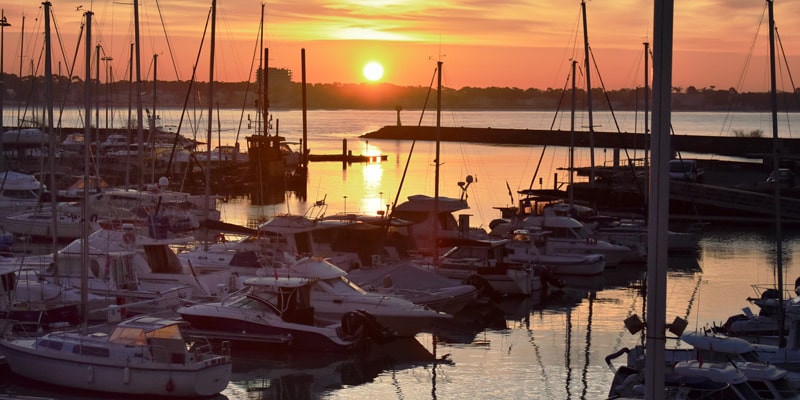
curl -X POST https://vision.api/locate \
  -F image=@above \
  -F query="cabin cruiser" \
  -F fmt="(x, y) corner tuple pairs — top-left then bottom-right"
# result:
(0, 171), (47, 217)
(179, 231), (478, 315)
(607, 341), (798, 399)
(492, 191), (701, 262)
(416, 238), (544, 297)
(503, 229), (605, 276)
(15, 226), (235, 317)
(178, 276), (391, 352)
(0, 316), (231, 397)
(269, 257), (453, 337)
(678, 332), (800, 398)
(391, 194), (489, 256)
(490, 213), (633, 266)
(345, 261), (479, 315)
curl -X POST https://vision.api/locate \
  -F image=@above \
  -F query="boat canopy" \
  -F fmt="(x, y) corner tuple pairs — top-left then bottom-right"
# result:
(109, 316), (186, 345)
(394, 195), (468, 213)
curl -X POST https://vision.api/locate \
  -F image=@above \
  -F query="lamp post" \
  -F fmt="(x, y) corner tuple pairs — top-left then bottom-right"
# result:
(1, 11), (12, 171)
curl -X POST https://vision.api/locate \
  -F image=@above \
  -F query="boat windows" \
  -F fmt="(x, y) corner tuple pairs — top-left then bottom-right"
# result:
(2, 189), (40, 200)
(36, 339), (63, 351)
(73, 345), (110, 358)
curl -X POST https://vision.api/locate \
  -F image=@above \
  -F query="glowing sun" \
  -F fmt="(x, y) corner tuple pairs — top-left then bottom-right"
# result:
(363, 61), (384, 81)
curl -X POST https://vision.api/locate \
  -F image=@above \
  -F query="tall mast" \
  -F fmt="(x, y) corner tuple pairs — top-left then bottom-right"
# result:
(581, 0), (596, 185)
(43, 1), (57, 269)
(258, 3), (264, 135)
(82, 9), (93, 334)
(0, 9), (10, 169)
(569, 60), (577, 205)
(433, 61), (442, 265)
(134, 0), (144, 189)
(644, 42), (650, 170)
(645, 0), (673, 398)
(767, 0), (785, 349)
(205, 0), (216, 223)
(16, 15), (23, 128)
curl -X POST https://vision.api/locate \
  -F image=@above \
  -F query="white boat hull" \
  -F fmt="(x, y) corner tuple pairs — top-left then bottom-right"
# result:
(0, 338), (230, 397)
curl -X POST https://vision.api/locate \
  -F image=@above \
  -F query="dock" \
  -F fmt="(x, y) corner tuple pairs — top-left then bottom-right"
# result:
(309, 153), (387, 163)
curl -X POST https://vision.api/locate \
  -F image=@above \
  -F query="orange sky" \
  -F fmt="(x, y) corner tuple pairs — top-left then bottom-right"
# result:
(1, 1), (799, 93)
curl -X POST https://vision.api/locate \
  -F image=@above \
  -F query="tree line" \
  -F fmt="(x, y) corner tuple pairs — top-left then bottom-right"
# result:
(2, 72), (799, 113)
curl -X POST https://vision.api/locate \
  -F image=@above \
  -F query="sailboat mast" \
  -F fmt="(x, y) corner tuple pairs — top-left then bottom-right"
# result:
(767, 0), (785, 348)
(569, 60), (576, 205)
(82, 9), (93, 333)
(205, 0), (216, 223)
(1, 9), (10, 168)
(581, 0), (596, 185)
(645, 0), (673, 398)
(644, 42), (650, 169)
(434, 61), (442, 264)
(134, 0), (144, 189)
(43, 1), (57, 268)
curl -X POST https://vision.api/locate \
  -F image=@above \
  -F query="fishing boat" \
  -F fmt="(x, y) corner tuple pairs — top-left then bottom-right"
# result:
(0, 315), (232, 397)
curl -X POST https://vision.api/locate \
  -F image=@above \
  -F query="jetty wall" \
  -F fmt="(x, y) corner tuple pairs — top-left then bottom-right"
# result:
(361, 125), (800, 159)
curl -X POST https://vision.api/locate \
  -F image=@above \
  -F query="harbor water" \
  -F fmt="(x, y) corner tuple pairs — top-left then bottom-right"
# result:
(1, 109), (800, 399)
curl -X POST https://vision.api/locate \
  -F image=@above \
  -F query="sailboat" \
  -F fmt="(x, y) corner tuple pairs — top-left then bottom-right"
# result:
(0, 6), (232, 398)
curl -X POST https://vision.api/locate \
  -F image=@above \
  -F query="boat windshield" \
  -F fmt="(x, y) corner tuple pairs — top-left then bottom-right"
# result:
(229, 294), (280, 314)
(318, 276), (367, 295)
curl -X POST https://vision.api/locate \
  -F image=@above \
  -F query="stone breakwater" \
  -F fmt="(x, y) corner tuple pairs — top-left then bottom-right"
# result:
(361, 125), (800, 159)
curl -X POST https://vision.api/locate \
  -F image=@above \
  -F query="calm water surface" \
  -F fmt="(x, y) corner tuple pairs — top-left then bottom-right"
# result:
(2, 110), (800, 399)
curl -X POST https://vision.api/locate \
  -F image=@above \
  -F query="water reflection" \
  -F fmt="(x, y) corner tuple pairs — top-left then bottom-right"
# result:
(224, 337), (444, 400)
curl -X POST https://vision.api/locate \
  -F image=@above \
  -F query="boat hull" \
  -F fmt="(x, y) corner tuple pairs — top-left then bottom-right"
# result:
(0, 338), (231, 397)
(177, 308), (360, 353)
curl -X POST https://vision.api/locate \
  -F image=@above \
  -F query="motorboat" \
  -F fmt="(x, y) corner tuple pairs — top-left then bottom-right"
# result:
(273, 257), (453, 337)
(607, 344), (791, 399)
(491, 213), (633, 266)
(253, 209), (394, 269)
(416, 238), (543, 297)
(679, 332), (800, 398)
(0, 171), (47, 217)
(16, 226), (236, 317)
(491, 192), (701, 262)
(178, 276), (391, 353)
(503, 229), (605, 276)
(98, 177), (221, 224)
(345, 261), (479, 315)
(0, 315), (232, 397)
(391, 194), (489, 256)
(1, 203), (102, 241)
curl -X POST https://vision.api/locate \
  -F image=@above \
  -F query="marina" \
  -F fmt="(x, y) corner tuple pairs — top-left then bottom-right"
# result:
(0, 110), (798, 398)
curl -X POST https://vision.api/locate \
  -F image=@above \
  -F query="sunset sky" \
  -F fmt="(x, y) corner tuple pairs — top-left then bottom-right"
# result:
(1, 1), (799, 93)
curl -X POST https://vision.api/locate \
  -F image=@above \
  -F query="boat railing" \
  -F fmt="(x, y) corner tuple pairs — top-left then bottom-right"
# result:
(747, 284), (797, 304)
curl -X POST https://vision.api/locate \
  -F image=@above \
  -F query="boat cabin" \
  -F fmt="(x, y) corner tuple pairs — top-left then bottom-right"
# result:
(239, 277), (316, 325)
